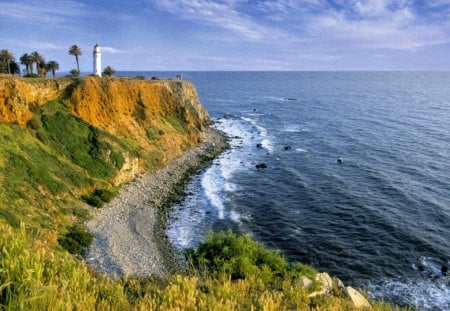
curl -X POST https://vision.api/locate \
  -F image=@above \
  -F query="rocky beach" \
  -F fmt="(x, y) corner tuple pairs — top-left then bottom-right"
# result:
(85, 128), (228, 277)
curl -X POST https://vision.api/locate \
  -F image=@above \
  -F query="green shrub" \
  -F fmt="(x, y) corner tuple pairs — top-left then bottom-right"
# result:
(185, 230), (317, 286)
(82, 188), (117, 208)
(23, 73), (40, 78)
(71, 207), (90, 220)
(145, 127), (161, 141)
(110, 150), (125, 169)
(58, 225), (93, 254)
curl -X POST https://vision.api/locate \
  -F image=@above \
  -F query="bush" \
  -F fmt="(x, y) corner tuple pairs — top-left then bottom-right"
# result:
(58, 225), (93, 254)
(70, 69), (79, 77)
(185, 230), (317, 286)
(23, 73), (40, 78)
(145, 127), (162, 141)
(82, 188), (117, 208)
(103, 66), (116, 77)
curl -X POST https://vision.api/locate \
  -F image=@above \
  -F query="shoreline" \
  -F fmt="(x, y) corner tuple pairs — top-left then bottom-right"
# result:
(85, 127), (229, 277)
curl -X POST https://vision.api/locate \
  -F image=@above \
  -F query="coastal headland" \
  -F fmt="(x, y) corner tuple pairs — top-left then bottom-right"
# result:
(0, 75), (398, 309)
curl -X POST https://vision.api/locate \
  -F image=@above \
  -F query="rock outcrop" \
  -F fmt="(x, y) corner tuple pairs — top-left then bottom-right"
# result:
(304, 272), (372, 309)
(0, 78), (71, 126)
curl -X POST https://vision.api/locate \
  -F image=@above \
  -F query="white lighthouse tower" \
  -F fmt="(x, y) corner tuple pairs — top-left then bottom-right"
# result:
(93, 44), (102, 77)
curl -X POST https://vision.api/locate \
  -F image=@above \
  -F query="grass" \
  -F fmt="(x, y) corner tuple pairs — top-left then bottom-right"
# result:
(164, 114), (188, 134)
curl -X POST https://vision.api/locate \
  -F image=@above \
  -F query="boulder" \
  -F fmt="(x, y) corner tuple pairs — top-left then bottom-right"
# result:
(300, 277), (313, 288)
(255, 163), (267, 169)
(284, 146), (292, 150)
(333, 277), (345, 290)
(316, 272), (333, 290)
(308, 272), (333, 297)
(344, 286), (371, 309)
(256, 143), (263, 148)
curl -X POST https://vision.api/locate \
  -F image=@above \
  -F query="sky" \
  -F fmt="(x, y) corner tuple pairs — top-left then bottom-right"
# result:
(1, 0), (450, 71)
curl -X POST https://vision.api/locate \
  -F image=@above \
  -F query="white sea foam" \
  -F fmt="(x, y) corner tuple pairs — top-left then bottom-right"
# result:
(283, 124), (310, 133)
(201, 167), (225, 219)
(168, 116), (270, 249)
(296, 148), (307, 153)
(241, 116), (274, 152)
(368, 277), (450, 311)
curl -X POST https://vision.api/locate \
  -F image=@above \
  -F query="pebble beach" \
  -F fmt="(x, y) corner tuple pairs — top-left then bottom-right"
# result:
(85, 128), (228, 277)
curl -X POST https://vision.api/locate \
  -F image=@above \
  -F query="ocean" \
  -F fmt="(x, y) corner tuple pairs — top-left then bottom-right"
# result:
(119, 71), (450, 310)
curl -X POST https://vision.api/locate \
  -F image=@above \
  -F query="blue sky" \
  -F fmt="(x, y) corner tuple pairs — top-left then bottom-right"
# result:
(1, 0), (450, 71)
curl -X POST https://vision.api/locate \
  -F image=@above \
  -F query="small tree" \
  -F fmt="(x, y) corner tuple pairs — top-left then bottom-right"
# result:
(103, 66), (116, 77)
(70, 69), (79, 77)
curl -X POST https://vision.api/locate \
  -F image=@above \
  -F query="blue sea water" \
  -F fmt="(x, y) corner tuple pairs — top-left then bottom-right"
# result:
(119, 71), (450, 310)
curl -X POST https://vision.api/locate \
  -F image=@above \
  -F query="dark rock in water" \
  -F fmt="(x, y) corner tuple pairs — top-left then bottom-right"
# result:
(253, 108), (257, 111)
(256, 163), (267, 169)
(256, 143), (263, 148)
(337, 158), (343, 163)
(442, 262), (449, 275)
(284, 146), (292, 150)
(285, 98), (298, 101)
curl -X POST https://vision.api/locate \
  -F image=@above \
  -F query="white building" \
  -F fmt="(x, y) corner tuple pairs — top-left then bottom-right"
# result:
(93, 44), (101, 77)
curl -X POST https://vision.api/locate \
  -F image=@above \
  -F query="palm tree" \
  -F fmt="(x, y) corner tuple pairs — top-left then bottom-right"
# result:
(34, 55), (46, 77)
(30, 51), (43, 74)
(20, 53), (33, 75)
(0, 49), (15, 74)
(46, 61), (59, 78)
(102, 66), (116, 77)
(68, 44), (81, 74)
(10, 61), (20, 76)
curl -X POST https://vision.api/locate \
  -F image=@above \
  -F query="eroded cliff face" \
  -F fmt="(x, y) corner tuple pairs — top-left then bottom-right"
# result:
(0, 77), (211, 185)
(0, 78), (71, 126)
(68, 77), (210, 157)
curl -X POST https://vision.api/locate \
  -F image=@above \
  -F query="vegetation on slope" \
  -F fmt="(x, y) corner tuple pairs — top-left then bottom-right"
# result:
(0, 224), (404, 310)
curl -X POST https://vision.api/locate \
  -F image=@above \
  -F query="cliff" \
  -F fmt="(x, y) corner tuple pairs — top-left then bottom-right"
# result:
(0, 77), (210, 185)
(0, 76), (211, 229)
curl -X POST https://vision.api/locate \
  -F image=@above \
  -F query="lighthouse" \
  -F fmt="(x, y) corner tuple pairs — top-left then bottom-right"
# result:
(93, 44), (101, 77)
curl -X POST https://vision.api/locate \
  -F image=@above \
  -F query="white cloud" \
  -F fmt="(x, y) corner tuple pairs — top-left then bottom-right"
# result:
(0, 0), (86, 24)
(101, 47), (124, 54)
(152, 0), (285, 41)
(298, 0), (449, 50)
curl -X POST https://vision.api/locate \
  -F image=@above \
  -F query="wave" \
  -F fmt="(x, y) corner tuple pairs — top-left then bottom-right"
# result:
(369, 256), (450, 310)
(241, 116), (274, 153)
(168, 115), (265, 249)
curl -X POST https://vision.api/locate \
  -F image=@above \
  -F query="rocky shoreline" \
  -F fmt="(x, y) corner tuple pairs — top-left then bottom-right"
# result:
(85, 127), (229, 277)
